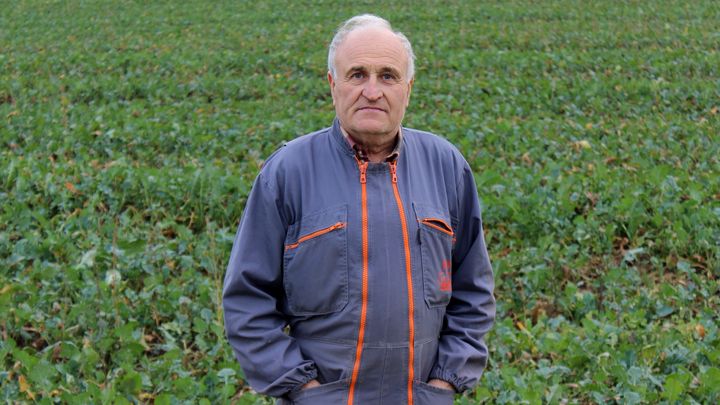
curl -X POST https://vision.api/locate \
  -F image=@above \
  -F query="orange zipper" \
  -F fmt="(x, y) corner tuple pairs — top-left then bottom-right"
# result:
(284, 222), (346, 250)
(420, 218), (454, 237)
(390, 160), (415, 405)
(348, 158), (368, 405)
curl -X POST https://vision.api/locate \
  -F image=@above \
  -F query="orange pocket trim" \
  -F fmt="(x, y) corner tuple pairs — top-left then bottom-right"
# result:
(284, 222), (346, 251)
(420, 218), (454, 237)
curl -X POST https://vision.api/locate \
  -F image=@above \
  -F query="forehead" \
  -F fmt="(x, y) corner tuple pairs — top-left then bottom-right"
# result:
(335, 27), (408, 74)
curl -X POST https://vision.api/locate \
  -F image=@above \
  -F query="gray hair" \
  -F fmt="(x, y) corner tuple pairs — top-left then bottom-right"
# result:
(327, 14), (416, 83)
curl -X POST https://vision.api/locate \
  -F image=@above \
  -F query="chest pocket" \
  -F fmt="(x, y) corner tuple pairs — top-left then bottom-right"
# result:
(413, 203), (455, 308)
(283, 204), (349, 315)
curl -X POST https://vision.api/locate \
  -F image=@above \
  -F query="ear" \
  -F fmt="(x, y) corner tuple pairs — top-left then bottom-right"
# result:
(405, 77), (414, 106)
(327, 71), (336, 105)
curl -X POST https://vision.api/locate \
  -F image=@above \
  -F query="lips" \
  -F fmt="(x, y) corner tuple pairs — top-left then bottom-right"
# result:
(357, 106), (386, 112)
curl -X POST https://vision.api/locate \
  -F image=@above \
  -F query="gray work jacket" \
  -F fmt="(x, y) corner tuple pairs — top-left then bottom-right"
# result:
(223, 119), (496, 405)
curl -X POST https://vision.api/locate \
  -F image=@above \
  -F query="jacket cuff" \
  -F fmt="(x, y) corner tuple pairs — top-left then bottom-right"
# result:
(429, 366), (467, 393)
(265, 362), (318, 398)
(287, 366), (319, 394)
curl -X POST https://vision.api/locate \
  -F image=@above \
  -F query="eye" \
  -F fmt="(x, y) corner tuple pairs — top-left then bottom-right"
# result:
(382, 73), (397, 81)
(350, 71), (365, 79)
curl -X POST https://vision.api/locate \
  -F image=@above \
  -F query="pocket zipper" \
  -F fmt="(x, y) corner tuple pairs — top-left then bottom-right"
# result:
(420, 218), (454, 237)
(285, 222), (346, 251)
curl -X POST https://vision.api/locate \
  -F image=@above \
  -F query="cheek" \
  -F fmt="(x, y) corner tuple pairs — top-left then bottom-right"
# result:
(338, 87), (362, 104)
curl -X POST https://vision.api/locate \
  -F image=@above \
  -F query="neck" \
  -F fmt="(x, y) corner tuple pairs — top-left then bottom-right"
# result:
(342, 127), (398, 163)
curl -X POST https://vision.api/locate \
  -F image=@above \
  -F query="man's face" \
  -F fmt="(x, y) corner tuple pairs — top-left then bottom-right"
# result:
(328, 27), (413, 142)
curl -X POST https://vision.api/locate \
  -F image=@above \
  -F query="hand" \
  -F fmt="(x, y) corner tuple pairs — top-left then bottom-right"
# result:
(301, 379), (321, 390)
(427, 378), (455, 392)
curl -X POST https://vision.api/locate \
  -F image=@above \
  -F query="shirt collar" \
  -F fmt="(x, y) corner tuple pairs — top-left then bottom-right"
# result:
(341, 127), (402, 163)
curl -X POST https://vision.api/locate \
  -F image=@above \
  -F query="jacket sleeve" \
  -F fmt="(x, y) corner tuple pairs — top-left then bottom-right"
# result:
(222, 171), (317, 397)
(429, 161), (496, 392)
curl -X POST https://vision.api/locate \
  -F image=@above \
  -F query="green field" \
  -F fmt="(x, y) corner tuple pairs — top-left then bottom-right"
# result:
(1, 0), (719, 403)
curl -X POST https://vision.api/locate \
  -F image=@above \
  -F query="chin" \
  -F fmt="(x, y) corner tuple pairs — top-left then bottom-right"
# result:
(352, 121), (390, 135)
(355, 127), (389, 137)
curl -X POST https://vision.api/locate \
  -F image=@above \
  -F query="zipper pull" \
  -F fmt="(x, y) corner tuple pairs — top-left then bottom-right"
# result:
(389, 161), (398, 184)
(357, 160), (368, 184)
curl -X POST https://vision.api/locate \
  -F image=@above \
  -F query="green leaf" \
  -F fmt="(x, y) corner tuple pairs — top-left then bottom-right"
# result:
(700, 367), (720, 393)
(118, 371), (142, 396)
(28, 359), (58, 387)
(663, 374), (685, 401)
(79, 248), (97, 269)
(655, 305), (674, 319)
(155, 393), (172, 405)
(13, 349), (38, 370)
(117, 239), (146, 255)
(217, 368), (236, 379)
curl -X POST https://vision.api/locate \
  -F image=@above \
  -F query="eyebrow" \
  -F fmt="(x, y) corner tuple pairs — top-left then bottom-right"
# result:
(347, 65), (402, 78)
(379, 66), (401, 77)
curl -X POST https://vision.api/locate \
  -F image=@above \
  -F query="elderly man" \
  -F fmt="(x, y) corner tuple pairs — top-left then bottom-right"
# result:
(223, 14), (495, 405)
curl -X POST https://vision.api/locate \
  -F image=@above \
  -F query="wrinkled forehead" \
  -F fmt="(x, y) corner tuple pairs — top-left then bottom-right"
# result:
(335, 27), (409, 75)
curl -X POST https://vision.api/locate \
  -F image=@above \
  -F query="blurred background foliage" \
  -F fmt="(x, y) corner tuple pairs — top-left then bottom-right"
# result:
(1, 0), (718, 403)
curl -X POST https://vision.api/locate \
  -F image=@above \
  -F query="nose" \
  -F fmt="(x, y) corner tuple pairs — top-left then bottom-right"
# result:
(361, 77), (382, 101)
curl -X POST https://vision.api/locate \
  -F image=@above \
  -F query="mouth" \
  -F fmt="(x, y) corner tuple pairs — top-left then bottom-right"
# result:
(357, 106), (386, 113)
